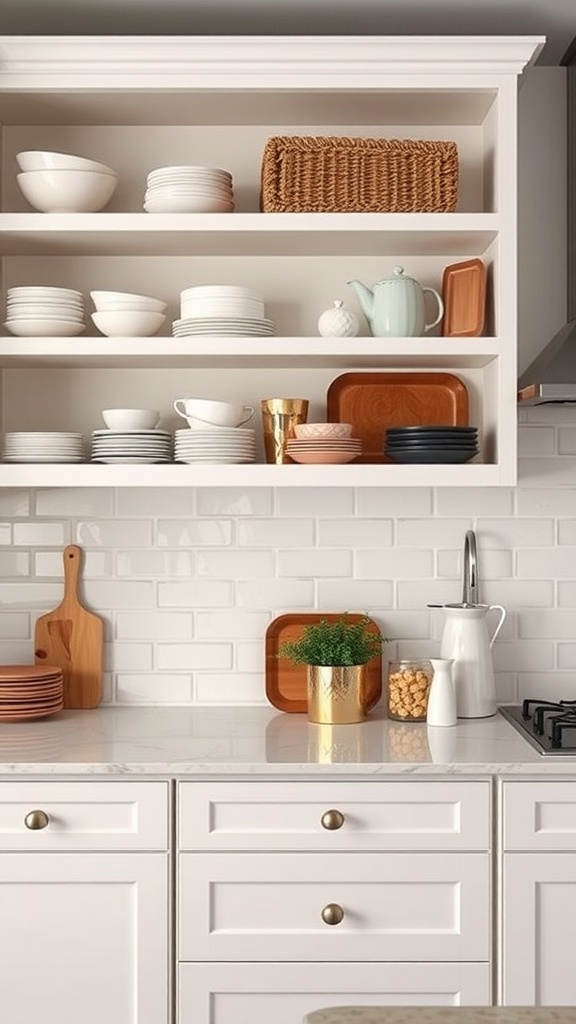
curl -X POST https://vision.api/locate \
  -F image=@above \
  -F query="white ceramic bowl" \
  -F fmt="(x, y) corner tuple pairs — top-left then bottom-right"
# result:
(17, 169), (118, 213)
(101, 408), (160, 430)
(90, 291), (167, 313)
(173, 396), (254, 428)
(4, 319), (85, 337)
(294, 422), (353, 440)
(91, 310), (166, 337)
(16, 150), (117, 175)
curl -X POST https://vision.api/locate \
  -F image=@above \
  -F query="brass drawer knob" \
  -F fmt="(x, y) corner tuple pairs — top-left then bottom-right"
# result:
(24, 809), (50, 831)
(321, 903), (344, 926)
(320, 809), (345, 830)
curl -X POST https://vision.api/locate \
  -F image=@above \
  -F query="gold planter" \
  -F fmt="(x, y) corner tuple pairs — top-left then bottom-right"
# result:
(307, 664), (367, 725)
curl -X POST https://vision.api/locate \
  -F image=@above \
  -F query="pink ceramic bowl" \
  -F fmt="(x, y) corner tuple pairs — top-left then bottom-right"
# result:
(293, 422), (353, 440)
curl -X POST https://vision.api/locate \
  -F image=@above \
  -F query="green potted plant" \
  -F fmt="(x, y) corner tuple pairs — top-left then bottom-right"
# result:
(279, 614), (390, 724)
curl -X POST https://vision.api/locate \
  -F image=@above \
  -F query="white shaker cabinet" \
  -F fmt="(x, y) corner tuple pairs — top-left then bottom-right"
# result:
(0, 35), (543, 487)
(177, 779), (492, 1022)
(0, 781), (170, 1024)
(501, 780), (576, 1006)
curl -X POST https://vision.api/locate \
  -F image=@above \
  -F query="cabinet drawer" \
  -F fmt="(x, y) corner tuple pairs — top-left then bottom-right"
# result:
(503, 781), (576, 850)
(178, 780), (490, 851)
(179, 962), (492, 1023)
(178, 851), (490, 962)
(0, 781), (169, 850)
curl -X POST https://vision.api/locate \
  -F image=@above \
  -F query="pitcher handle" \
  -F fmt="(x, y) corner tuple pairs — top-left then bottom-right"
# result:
(173, 399), (188, 419)
(487, 605), (506, 647)
(423, 287), (444, 333)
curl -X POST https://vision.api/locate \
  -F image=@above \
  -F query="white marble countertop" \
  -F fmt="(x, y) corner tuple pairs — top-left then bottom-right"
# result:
(303, 1008), (576, 1024)
(0, 705), (575, 775)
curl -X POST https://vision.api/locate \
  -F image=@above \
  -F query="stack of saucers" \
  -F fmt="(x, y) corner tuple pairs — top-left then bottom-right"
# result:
(285, 436), (362, 464)
(174, 426), (257, 464)
(173, 284), (274, 337)
(4, 286), (85, 337)
(0, 664), (64, 722)
(143, 165), (234, 213)
(384, 425), (479, 463)
(90, 429), (172, 464)
(2, 432), (85, 463)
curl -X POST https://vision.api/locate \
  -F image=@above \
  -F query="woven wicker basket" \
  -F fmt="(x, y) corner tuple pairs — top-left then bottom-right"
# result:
(260, 136), (459, 214)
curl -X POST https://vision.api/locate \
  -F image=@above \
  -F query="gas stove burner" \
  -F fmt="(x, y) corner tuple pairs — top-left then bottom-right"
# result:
(500, 702), (576, 756)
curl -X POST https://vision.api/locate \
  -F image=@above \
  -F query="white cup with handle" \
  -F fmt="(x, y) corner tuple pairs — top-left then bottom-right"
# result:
(173, 396), (254, 428)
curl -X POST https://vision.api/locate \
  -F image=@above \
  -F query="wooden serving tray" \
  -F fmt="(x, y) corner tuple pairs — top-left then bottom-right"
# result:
(265, 612), (383, 714)
(326, 371), (469, 463)
(441, 258), (486, 337)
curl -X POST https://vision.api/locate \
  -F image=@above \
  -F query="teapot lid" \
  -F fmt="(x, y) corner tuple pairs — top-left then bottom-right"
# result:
(378, 266), (417, 285)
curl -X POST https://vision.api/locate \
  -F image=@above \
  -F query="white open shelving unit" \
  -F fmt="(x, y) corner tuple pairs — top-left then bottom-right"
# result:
(0, 34), (544, 487)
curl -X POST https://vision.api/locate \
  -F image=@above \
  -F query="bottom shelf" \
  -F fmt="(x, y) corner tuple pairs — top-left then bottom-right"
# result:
(0, 461), (514, 487)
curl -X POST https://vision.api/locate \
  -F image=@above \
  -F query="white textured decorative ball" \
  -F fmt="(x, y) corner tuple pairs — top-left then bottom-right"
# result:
(317, 299), (359, 338)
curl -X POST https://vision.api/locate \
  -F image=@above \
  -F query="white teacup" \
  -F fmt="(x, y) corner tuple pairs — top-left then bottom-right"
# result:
(173, 397), (254, 428)
(102, 407), (160, 430)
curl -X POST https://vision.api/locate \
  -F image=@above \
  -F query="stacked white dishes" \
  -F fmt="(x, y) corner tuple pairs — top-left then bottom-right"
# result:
(16, 151), (118, 213)
(90, 290), (167, 337)
(174, 426), (257, 463)
(144, 165), (234, 213)
(0, 664), (64, 722)
(173, 285), (274, 337)
(2, 432), (84, 463)
(90, 429), (172, 464)
(4, 286), (85, 337)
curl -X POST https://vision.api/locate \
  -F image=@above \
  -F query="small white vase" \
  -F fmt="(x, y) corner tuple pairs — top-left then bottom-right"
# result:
(427, 658), (457, 727)
(317, 300), (359, 338)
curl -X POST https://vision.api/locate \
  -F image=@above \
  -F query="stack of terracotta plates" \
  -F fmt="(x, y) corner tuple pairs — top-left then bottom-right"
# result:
(285, 436), (362, 464)
(0, 665), (64, 722)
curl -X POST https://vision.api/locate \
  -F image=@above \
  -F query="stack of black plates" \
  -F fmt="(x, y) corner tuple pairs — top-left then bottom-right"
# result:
(384, 425), (479, 464)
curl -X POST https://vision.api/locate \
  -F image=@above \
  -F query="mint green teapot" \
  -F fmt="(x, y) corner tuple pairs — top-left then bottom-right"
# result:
(348, 266), (444, 338)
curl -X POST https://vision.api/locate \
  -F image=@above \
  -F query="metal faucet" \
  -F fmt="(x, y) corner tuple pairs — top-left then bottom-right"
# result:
(462, 529), (480, 606)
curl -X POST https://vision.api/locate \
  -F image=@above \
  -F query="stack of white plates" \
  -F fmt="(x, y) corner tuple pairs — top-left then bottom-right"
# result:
(173, 285), (274, 337)
(143, 165), (234, 213)
(2, 432), (85, 463)
(285, 436), (363, 465)
(90, 429), (172, 464)
(174, 427), (257, 464)
(4, 286), (85, 337)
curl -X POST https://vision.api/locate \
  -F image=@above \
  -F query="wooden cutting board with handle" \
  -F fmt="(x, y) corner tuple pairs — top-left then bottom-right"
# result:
(34, 544), (103, 709)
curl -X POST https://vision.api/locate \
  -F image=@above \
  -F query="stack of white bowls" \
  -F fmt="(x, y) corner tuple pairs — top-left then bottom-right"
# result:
(173, 285), (274, 336)
(16, 151), (118, 213)
(90, 290), (167, 337)
(143, 165), (234, 213)
(4, 286), (85, 337)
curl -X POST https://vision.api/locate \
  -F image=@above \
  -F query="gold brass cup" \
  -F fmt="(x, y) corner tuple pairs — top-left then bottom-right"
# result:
(261, 397), (309, 464)
(306, 664), (367, 724)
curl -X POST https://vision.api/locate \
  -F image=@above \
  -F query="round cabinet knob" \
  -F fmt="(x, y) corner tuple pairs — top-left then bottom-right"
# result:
(24, 809), (50, 831)
(321, 903), (344, 926)
(320, 809), (345, 831)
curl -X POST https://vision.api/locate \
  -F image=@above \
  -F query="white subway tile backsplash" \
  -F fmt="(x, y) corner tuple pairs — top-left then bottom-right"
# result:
(237, 518), (314, 547)
(0, 613), (29, 639)
(318, 519), (393, 547)
(493, 641), (555, 671)
(116, 611), (193, 640)
(35, 488), (113, 517)
(517, 427), (556, 457)
(35, 550), (111, 577)
(397, 580), (455, 609)
(116, 673), (193, 704)
(517, 547), (576, 577)
(195, 611), (270, 639)
(558, 581), (576, 606)
(83, 580), (155, 609)
(77, 519), (152, 547)
(356, 548), (433, 579)
(197, 488), (273, 516)
(157, 518), (232, 546)
(435, 488), (514, 516)
(116, 488), (195, 516)
(277, 488), (354, 516)
(397, 518), (471, 546)
(13, 522), (68, 546)
(278, 549), (353, 577)
(158, 580), (232, 607)
(156, 643), (232, 670)
(356, 488), (433, 517)
(0, 641), (34, 662)
(518, 457), (576, 487)
(0, 525), (11, 545)
(0, 491), (29, 516)
(116, 550), (195, 576)
(558, 520), (576, 544)
(0, 552), (29, 576)
(195, 673), (267, 704)
(518, 609), (576, 638)
(316, 580), (393, 608)
(0, 583), (63, 608)
(482, 580), (554, 607)
(558, 644), (576, 668)
(517, 488), (576, 515)
(558, 428), (576, 454)
(105, 642), (153, 671)
(236, 641), (264, 672)
(477, 518), (554, 547)
(237, 579), (315, 608)
(197, 549), (273, 578)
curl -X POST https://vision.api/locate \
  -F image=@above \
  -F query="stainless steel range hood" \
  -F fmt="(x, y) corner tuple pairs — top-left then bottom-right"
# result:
(518, 47), (576, 405)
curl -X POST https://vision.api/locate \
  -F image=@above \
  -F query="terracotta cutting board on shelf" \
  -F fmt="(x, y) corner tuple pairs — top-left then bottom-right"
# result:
(441, 258), (486, 337)
(326, 371), (469, 463)
(265, 612), (383, 714)
(34, 545), (103, 709)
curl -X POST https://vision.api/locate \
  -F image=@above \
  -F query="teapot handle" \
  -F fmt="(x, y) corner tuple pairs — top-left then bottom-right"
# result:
(423, 287), (444, 333)
(487, 605), (506, 648)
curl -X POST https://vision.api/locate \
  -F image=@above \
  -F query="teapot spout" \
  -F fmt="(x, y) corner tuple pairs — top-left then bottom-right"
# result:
(347, 279), (374, 321)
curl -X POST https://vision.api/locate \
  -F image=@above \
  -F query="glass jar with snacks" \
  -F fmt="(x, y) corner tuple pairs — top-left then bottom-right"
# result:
(386, 659), (433, 721)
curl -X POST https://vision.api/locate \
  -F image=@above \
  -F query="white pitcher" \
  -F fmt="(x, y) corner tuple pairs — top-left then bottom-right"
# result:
(439, 604), (506, 719)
